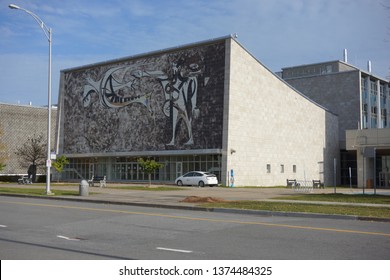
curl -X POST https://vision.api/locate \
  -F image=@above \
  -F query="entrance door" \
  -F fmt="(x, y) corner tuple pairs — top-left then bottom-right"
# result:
(120, 164), (126, 180)
(132, 163), (140, 181)
(89, 163), (94, 179)
(176, 162), (183, 178)
(127, 164), (133, 180)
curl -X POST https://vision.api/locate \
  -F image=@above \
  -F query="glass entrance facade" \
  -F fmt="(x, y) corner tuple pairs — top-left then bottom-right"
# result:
(377, 153), (390, 188)
(62, 154), (222, 183)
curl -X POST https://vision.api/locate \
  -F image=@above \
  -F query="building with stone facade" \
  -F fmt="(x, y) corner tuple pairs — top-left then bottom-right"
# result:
(280, 59), (390, 187)
(0, 103), (57, 177)
(57, 35), (339, 186)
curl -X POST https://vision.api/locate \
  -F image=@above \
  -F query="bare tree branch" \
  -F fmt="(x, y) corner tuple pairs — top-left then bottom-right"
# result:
(15, 134), (46, 167)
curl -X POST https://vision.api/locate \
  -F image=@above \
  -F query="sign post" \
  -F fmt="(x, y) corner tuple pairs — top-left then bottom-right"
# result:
(230, 169), (234, 188)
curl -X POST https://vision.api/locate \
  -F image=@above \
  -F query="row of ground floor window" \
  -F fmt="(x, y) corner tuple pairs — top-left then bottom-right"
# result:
(58, 151), (390, 187)
(62, 154), (222, 183)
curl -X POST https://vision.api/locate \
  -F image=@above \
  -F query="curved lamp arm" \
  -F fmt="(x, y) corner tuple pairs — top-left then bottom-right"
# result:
(9, 4), (51, 42)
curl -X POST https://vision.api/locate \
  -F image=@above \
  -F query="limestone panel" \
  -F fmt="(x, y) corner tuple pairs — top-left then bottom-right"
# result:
(224, 40), (339, 186)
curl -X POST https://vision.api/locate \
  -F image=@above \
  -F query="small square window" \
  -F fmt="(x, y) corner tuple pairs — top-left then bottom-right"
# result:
(293, 165), (297, 173)
(266, 164), (271, 173)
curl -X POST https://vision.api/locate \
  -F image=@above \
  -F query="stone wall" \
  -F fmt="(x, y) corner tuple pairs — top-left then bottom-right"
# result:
(0, 103), (57, 175)
(284, 71), (360, 148)
(221, 39), (339, 186)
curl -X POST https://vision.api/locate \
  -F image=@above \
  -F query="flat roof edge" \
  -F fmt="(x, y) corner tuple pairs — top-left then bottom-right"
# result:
(282, 60), (389, 82)
(61, 34), (235, 73)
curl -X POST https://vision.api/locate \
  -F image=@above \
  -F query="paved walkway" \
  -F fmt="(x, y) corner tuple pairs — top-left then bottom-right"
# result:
(2, 183), (390, 210)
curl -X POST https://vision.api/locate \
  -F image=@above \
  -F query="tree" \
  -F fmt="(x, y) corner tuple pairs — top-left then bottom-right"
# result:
(52, 155), (69, 182)
(15, 134), (46, 181)
(137, 158), (164, 187)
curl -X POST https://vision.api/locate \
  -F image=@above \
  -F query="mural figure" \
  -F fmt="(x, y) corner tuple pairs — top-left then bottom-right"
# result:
(82, 66), (152, 111)
(82, 58), (207, 146)
(134, 60), (204, 145)
(160, 61), (200, 145)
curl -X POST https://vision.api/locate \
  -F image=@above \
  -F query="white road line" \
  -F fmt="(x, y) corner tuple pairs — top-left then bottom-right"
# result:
(156, 247), (192, 253)
(56, 235), (81, 241)
(0, 225), (7, 228)
(2, 200), (389, 237)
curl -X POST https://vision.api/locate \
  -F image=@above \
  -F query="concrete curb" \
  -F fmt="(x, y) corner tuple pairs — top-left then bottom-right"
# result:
(2, 193), (390, 223)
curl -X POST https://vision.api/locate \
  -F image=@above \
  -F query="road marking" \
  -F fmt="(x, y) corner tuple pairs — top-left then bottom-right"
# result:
(57, 235), (81, 241)
(0, 224), (8, 228)
(156, 247), (192, 253)
(1, 200), (390, 237)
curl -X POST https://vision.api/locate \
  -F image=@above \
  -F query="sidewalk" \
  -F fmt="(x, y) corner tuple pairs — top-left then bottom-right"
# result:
(2, 183), (390, 214)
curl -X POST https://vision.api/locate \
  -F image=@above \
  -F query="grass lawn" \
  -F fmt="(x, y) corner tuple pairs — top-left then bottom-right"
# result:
(0, 187), (80, 196)
(201, 200), (390, 219)
(198, 189), (390, 219)
(272, 193), (390, 204)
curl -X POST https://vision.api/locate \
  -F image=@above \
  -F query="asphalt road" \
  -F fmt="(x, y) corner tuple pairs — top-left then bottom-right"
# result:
(0, 196), (389, 260)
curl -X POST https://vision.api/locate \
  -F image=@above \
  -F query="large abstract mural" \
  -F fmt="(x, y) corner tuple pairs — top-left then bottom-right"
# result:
(62, 42), (225, 154)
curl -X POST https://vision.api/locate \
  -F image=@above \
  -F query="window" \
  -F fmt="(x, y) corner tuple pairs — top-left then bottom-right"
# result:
(293, 165), (297, 173)
(266, 164), (271, 173)
(321, 65), (332, 74)
(280, 164), (284, 173)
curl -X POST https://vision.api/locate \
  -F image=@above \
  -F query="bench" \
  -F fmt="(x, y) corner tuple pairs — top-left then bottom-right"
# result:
(18, 175), (32, 185)
(286, 179), (299, 188)
(312, 180), (324, 189)
(88, 175), (106, 188)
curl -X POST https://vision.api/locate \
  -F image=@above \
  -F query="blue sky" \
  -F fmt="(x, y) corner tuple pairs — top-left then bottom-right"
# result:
(0, 0), (389, 106)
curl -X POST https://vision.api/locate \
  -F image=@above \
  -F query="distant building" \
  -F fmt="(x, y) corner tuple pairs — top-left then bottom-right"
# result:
(280, 58), (390, 187)
(57, 35), (339, 186)
(0, 103), (57, 176)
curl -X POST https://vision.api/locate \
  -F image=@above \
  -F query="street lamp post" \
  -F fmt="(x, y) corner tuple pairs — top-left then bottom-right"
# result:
(9, 4), (53, 195)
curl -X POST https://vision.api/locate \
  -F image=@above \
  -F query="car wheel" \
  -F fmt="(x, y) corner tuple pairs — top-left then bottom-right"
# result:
(198, 181), (205, 187)
(177, 180), (183, 186)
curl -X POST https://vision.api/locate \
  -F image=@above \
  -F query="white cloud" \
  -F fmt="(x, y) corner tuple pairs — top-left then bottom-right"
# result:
(1, 0), (388, 107)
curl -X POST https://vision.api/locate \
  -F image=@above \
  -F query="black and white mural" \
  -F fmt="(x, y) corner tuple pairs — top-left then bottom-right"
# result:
(62, 42), (225, 154)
